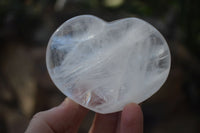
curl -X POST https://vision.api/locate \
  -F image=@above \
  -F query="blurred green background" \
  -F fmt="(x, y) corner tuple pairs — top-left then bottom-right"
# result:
(0, 0), (200, 133)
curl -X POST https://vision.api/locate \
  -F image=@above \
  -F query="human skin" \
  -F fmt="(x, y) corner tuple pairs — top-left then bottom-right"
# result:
(25, 98), (143, 133)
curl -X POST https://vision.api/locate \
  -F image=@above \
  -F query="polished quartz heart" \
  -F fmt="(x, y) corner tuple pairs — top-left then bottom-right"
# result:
(46, 15), (171, 114)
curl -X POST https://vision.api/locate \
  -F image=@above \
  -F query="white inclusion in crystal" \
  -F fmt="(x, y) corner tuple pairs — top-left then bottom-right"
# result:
(46, 15), (171, 114)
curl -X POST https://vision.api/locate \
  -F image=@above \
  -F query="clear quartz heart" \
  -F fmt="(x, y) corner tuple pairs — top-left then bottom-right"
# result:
(46, 15), (171, 114)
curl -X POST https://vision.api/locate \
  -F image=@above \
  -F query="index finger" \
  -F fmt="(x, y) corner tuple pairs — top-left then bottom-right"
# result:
(25, 98), (88, 133)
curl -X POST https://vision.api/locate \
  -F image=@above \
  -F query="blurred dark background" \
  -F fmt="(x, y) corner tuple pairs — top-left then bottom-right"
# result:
(0, 0), (200, 132)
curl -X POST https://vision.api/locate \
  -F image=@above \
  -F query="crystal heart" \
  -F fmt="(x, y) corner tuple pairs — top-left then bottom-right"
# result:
(46, 15), (171, 114)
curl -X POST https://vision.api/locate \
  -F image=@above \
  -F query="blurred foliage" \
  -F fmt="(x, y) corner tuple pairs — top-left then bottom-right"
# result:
(0, 1), (200, 133)
(0, 0), (199, 58)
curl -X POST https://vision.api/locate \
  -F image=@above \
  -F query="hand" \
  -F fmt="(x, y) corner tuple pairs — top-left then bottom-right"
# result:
(25, 98), (143, 133)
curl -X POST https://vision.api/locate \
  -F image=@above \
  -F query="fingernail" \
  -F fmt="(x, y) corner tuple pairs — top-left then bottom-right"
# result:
(59, 97), (69, 106)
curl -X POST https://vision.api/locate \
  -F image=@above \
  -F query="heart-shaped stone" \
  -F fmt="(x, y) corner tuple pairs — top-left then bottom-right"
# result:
(46, 15), (171, 114)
